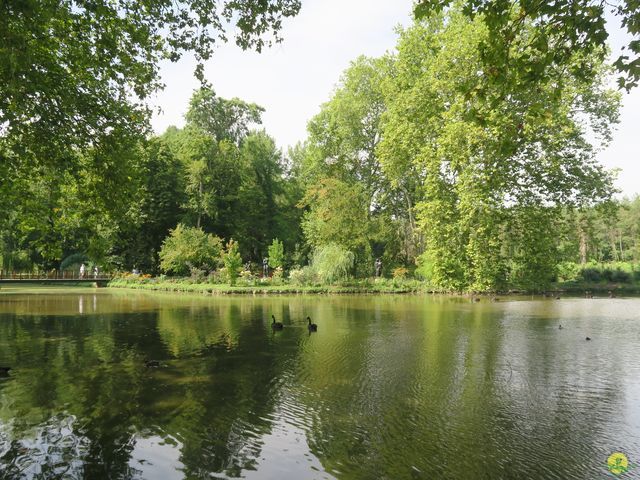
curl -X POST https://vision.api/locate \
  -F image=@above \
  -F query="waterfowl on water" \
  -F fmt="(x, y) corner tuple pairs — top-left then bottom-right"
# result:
(472, 297), (481, 302)
(271, 314), (284, 330)
(586, 337), (591, 341)
(0, 367), (11, 376)
(307, 316), (318, 332)
(558, 325), (563, 330)
(144, 360), (160, 368)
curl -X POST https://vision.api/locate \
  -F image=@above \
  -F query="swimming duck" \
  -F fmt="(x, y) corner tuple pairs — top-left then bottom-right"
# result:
(585, 337), (591, 341)
(271, 315), (284, 330)
(0, 366), (11, 376)
(307, 316), (318, 332)
(144, 360), (160, 368)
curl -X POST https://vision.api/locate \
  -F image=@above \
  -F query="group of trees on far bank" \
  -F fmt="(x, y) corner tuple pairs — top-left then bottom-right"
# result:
(1, 2), (639, 291)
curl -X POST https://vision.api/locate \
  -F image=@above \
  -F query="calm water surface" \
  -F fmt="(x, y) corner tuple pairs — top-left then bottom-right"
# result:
(0, 289), (639, 479)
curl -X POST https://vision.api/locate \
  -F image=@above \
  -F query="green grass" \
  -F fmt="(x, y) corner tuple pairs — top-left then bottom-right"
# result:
(107, 277), (432, 295)
(109, 262), (640, 296)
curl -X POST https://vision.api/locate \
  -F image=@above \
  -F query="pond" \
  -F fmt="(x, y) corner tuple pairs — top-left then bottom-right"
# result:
(0, 289), (639, 479)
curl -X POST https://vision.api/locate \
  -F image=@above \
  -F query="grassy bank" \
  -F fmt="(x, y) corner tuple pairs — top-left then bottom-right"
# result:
(108, 261), (640, 296)
(107, 277), (431, 295)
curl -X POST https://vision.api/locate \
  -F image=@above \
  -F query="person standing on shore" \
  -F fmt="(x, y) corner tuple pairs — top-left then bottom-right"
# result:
(80, 263), (86, 279)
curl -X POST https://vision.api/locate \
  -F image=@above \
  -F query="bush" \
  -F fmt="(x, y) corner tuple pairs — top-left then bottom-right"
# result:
(288, 266), (316, 286)
(222, 239), (243, 286)
(580, 267), (601, 282)
(556, 262), (580, 282)
(610, 269), (631, 283)
(268, 238), (284, 270)
(271, 266), (284, 285)
(239, 269), (255, 284)
(392, 267), (408, 279)
(159, 224), (223, 275)
(310, 244), (354, 284)
(190, 266), (207, 282)
(577, 262), (635, 284)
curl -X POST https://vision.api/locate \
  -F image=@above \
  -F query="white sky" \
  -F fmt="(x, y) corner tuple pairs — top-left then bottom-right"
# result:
(150, 0), (639, 198)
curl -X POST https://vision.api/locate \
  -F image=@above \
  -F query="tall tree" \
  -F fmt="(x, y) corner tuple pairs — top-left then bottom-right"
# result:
(300, 56), (420, 268)
(378, 10), (620, 290)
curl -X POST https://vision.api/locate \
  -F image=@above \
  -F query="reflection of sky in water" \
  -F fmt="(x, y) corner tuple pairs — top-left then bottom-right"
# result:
(242, 407), (336, 480)
(129, 435), (184, 480)
(128, 412), (332, 480)
(0, 414), (90, 478)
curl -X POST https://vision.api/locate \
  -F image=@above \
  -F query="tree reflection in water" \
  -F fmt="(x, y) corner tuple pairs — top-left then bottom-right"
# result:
(0, 291), (638, 479)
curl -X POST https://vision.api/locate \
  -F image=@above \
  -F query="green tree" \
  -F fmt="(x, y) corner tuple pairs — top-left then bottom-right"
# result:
(378, 10), (620, 290)
(114, 137), (185, 271)
(267, 238), (284, 270)
(177, 88), (263, 234)
(236, 132), (288, 260)
(300, 56), (419, 268)
(302, 177), (370, 246)
(222, 239), (243, 285)
(185, 88), (264, 144)
(159, 224), (223, 275)
(310, 244), (355, 284)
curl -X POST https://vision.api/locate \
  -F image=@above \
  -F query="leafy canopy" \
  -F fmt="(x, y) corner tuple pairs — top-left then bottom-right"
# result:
(0, 0), (300, 169)
(378, 10), (620, 290)
(414, 0), (640, 90)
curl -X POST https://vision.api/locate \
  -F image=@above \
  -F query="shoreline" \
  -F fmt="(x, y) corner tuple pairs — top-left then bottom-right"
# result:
(106, 279), (640, 297)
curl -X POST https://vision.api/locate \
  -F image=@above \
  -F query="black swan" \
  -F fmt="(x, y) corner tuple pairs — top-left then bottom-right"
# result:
(307, 316), (318, 332)
(271, 315), (284, 330)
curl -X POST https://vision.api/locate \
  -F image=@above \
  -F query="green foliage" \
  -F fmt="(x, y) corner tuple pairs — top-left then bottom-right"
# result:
(310, 244), (355, 284)
(414, 252), (435, 282)
(298, 55), (419, 269)
(378, 10), (619, 291)
(114, 137), (185, 272)
(222, 239), (243, 285)
(268, 239), (284, 269)
(185, 88), (264, 143)
(301, 178), (371, 253)
(159, 224), (223, 275)
(413, 0), (640, 90)
(1, 2), (633, 295)
(392, 267), (408, 279)
(288, 267), (311, 286)
(60, 253), (89, 271)
(0, 0), (301, 176)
